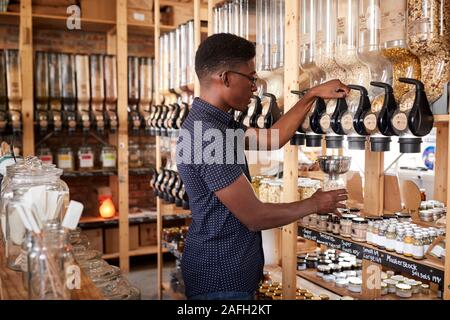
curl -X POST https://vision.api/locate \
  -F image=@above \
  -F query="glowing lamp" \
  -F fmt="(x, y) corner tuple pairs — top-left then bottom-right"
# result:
(99, 196), (116, 219)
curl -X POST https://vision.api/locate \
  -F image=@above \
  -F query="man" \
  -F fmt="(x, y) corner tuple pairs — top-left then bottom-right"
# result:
(176, 33), (349, 300)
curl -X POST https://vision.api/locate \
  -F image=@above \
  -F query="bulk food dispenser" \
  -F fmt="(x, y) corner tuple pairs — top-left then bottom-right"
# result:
(48, 53), (63, 133)
(60, 53), (78, 134)
(34, 52), (50, 134)
(75, 54), (91, 132)
(407, 0), (450, 114)
(0, 51), (7, 133)
(128, 56), (141, 133)
(297, 0), (327, 147)
(139, 57), (154, 134)
(90, 54), (105, 134)
(5, 49), (22, 134)
(104, 55), (118, 133)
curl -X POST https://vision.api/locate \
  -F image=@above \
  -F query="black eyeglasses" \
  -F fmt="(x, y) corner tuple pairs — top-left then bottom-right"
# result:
(222, 70), (258, 86)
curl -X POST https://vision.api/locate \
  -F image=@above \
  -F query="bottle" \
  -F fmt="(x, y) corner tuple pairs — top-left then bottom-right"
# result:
(378, 224), (387, 249)
(412, 233), (424, 260)
(403, 231), (414, 257)
(385, 225), (396, 252)
(101, 145), (117, 169)
(372, 222), (380, 247)
(395, 228), (405, 255)
(78, 145), (94, 170)
(422, 231), (431, 253)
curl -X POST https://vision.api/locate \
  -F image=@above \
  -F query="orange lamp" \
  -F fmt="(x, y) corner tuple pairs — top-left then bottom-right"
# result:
(99, 196), (116, 219)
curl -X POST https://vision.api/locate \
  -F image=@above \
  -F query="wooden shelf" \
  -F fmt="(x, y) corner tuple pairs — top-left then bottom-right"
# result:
(79, 212), (159, 229)
(434, 114), (449, 124)
(103, 244), (168, 259)
(297, 269), (440, 300)
(33, 14), (116, 33)
(162, 282), (185, 300)
(128, 23), (176, 36)
(62, 169), (117, 178)
(0, 12), (20, 26)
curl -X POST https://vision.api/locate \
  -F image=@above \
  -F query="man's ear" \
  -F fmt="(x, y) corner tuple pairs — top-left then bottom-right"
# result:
(222, 72), (230, 87)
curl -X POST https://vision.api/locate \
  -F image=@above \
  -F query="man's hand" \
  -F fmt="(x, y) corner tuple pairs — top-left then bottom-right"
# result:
(310, 188), (348, 215)
(309, 79), (350, 99)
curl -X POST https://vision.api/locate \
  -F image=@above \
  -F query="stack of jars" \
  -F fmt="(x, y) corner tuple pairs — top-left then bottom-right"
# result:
(366, 218), (443, 260)
(257, 279), (330, 301)
(381, 272), (431, 298)
(419, 200), (446, 222)
(256, 177), (319, 203)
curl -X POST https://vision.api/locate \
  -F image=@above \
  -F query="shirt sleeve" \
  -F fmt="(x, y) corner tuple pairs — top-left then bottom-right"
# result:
(200, 163), (244, 192)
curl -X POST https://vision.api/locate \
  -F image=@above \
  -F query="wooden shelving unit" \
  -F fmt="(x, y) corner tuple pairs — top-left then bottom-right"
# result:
(0, 12), (20, 25)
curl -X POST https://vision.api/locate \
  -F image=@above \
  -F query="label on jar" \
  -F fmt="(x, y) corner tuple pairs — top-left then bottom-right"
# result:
(412, 244), (424, 259)
(102, 152), (116, 168)
(380, 2), (406, 44)
(385, 238), (395, 251)
(341, 114), (354, 131)
(271, 44), (278, 55)
(39, 155), (53, 165)
(372, 233), (379, 246)
(392, 113), (408, 131)
(363, 114), (377, 131)
(403, 242), (414, 256)
(320, 114), (331, 131)
(58, 155), (73, 169)
(395, 240), (404, 254)
(359, 15), (368, 31)
(79, 153), (94, 168)
(378, 235), (386, 248)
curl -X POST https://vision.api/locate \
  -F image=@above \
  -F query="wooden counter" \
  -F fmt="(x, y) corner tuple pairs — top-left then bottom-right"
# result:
(0, 242), (103, 300)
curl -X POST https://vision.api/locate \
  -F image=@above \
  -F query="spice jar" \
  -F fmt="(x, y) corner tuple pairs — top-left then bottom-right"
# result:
(101, 145), (117, 169)
(318, 213), (329, 232)
(327, 214), (334, 233)
(351, 218), (368, 242)
(57, 146), (74, 170)
(128, 141), (143, 168)
(395, 229), (405, 255)
(377, 224), (387, 249)
(309, 214), (318, 228)
(78, 145), (94, 170)
(422, 231), (431, 253)
(385, 225), (396, 252)
(421, 284), (430, 295)
(332, 216), (340, 235)
(340, 214), (356, 238)
(412, 233), (424, 260)
(37, 146), (53, 165)
(403, 230), (414, 257)
(372, 222), (380, 247)
(395, 283), (412, 298)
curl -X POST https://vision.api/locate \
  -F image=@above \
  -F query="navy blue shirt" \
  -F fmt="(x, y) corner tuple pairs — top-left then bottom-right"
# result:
(176, 98), (264, 298)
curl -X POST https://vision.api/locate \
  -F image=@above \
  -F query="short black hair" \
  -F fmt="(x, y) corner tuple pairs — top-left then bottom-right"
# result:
(195, 33), (256, 81)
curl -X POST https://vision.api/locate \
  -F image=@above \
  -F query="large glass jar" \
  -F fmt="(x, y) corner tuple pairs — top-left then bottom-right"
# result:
(1, 157), (69, 270)
(380, 0), (421, 102)
(78, 145), (94, 171)
(407, 0), (450, 103)
(101, 145), (117, 169)
(57, 146), (74, 171)
(128, 141), (143, 168)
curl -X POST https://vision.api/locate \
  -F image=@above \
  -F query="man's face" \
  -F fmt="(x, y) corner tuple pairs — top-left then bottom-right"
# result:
(222, 59), (258, 112)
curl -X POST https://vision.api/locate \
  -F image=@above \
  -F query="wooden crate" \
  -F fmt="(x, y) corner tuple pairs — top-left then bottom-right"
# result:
(128, 8), (154, 25)
(104, 225), (140, 254)
(139, 222), (157, 246)
(81, 0), (116, 21)
(83, 228), (104, 253)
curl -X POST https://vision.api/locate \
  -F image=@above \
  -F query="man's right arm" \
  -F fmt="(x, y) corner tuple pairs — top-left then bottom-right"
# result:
(215, 174), (347, 232)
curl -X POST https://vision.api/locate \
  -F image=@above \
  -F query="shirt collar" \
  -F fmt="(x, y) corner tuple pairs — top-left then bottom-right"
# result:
(193, 97), (234, 126)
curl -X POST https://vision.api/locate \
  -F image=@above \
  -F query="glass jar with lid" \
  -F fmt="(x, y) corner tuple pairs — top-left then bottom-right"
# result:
(317, 213), (329, 232)
(403, 230), (414, 257)
(1, 157), (69, 270)
(377, 223), (387, 249)
(268, 180), (283, 203)
(333, 216), (341, 235)
(340, 214), (356, 237)
(407, 0), (450, 103)
(385, 224), (396, 251)
(351, 217), (368, 242)
(101, 145), (117, 169)
(57, 146), (74, 171)
(412, 232), (424, 260)
(422, 231), (431, 253)
(37, 146), (54, 166)
(395, 228), (405, 254)
(128, 141), (143, 168)
(78, 145), (94, 170)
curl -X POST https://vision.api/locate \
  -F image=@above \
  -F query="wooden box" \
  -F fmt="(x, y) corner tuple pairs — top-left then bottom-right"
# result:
(82, 228), (104, 253)
(128, 0), (153, 11)
(81, 0), (116, 21)
(139, 223), (157, 246)
(104, 225), (140, 254)
(128, 8), (154, 25)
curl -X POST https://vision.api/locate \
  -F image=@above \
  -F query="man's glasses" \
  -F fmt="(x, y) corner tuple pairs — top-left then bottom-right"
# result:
(222, 70), (258, 86)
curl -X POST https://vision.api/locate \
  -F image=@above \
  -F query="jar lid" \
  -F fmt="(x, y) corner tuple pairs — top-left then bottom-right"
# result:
(341, 214), (358, 220)
(352, 217), (368, 224)
(396, 283), (412, 291)
(348, 277), (362, 285)
(318, 212), (330, 217)
(382, 214), (396, 220)
(395, 212), (411, 219)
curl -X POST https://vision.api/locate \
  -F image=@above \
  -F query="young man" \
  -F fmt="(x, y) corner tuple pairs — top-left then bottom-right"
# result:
(176, 33), (349, 300)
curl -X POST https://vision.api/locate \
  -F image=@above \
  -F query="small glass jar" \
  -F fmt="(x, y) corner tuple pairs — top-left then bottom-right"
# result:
(403, 231), (414, 257)
(347, 277), (362, 293)
(422, 231), (431, 253)
(142, 144), (156, 167)
(297, 259), (307, 271)
(78, 145), (94, 170)
(395, 283), (412, 298)
(128, 142), (143, 168)
(101, 145), (117, 169)
(309, 214), (318, 229)
(366, 220), (373, 244)
(57, 146), (74, 170)
(332, 216), (340, 235)
(318, 213), (329, 232)
(351, 218), (368, 242)
(395, 229), (405, 254)
(381, 282), (388, 295)
(372, 222), (380, 247)
(412, 233), (424, 260)
(385, 225), (396, 252)
(258, 179), (270, 202)
(327, 215), (334, 233)
(340, 214), (356, 238)
(378, 224), (387, 250)
(421, 284), (430, 295)
(268, 181), (283, 204)
(37, 147), (54, 165)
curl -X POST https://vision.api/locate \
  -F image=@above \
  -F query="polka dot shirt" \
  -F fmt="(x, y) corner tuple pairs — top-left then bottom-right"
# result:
(176, 98), (264, 298)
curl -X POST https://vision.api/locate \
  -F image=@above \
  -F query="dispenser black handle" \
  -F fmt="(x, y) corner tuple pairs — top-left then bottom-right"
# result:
(399, 77), (425, 91)
(263, 92), (277, 102)
(348, 84), (369, 96)
(370, 81), (394, 93)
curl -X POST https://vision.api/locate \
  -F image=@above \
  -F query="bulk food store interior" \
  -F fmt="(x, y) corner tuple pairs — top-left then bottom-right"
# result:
(0, 0), (449, 301)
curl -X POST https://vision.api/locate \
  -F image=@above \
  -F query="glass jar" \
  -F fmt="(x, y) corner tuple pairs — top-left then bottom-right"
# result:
(318, 213), (329, 232)
(128, 141), (143, 168)
(101, 145), (117, 169)
(378, 224), (387, 249)
(309, 214), (318, 228)
(395, 229), (405, 254)
(422, 231), (431, 253)
(403, 230), (414, 257)
(258, 179), (271, 202)
(37, 146), (54, 166)
(366, 220), (373, 244)
(407, 0), (450, 103)
(268, 180), (283, 203)
(1, 157), (69, 270)
(351, 218), (368, 242)
(372, 222), (380, 246)
(57, 146), (74, 171)
(327, 214), (334, 233)
(78, 145), (94, 170)
(340, 214), (356, 237)
(333, 216), (341, 235)
(385, 225), (396, 251)
(412, 232), (424, 260)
